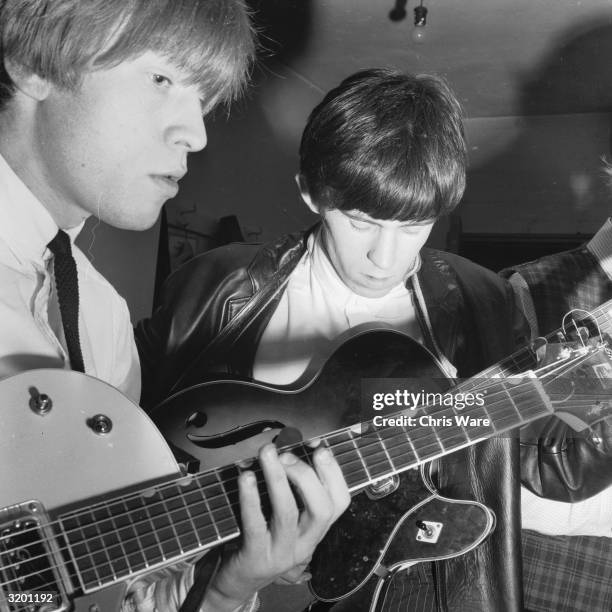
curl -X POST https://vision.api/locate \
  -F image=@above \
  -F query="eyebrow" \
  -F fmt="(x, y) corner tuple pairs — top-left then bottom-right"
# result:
(345, 212), (430, 228)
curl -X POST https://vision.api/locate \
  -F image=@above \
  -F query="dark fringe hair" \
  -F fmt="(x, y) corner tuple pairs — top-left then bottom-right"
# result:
(299, 68), (467, 222)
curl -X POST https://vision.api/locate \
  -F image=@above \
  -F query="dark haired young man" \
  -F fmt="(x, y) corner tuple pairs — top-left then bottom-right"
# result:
(0, 2), (350, 611)
(137, 69), (534, 611)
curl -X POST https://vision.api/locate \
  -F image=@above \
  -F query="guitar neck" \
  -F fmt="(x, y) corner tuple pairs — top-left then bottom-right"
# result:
(57, 467), (241, 592)
(57, 299), (612, 593)
(323, 375), (552, 492)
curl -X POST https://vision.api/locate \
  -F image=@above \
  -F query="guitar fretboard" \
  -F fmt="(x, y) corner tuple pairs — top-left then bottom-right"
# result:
(56, 300), (612, 592)
(57, 377), (550, 592)
(59, 469), (240, 590)
(325, 376), (550, 490)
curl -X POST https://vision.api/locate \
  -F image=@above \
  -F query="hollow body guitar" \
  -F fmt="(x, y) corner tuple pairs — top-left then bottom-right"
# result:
(2, 323), (610, 611)
(151, 323), (612, 610)
(154, 332), (495, 611)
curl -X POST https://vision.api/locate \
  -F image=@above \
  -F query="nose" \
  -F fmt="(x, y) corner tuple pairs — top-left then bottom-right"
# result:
(170, 97), (208, 153)
(367, 227), (396, 270)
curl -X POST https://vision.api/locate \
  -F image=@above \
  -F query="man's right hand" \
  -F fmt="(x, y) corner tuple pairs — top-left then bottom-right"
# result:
(200, 442), (350, 611)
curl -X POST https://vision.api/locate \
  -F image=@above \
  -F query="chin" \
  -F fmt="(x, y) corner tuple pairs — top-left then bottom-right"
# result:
(106, 204), (164, 232)
(353, 285), (392, 299)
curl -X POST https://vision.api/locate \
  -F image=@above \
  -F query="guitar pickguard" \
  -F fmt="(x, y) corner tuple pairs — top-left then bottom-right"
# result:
(310, 470), (494, 604)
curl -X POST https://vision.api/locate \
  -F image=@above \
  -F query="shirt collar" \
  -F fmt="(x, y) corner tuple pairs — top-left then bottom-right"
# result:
(0, 153), (84, 264)
(306, 227), (418, 306)
(587, 218), (612, 281)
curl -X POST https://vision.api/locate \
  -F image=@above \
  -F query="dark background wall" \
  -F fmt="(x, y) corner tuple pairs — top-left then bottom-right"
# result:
(87, 1), (612, 319)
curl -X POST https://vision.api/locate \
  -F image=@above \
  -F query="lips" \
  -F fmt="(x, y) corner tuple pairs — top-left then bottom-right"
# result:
(151, 174), (180, 197)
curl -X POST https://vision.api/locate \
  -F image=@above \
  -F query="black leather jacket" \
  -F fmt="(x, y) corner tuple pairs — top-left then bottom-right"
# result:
(136, 229), (529, 611)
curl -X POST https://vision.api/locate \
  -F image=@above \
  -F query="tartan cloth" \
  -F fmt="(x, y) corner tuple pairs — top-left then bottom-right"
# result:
(502, 237), (612, 612)
(380, 563), (437, 612)
(522, 529), (612, 612)
(503, 245), (612, 334)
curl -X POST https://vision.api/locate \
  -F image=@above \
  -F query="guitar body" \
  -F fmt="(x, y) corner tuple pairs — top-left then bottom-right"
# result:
(0, 369), (181, 612)
(151, 330), (495, 607)
(151, 329), (451, 468)
(3, 327), (607, 611)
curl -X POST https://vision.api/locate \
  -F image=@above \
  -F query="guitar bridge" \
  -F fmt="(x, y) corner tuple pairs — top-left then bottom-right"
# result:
(0, 501), (68, 611)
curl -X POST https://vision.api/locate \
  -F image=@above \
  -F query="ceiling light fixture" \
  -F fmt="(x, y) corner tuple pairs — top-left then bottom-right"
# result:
(412, 0), (428, 43)
(389, 0), (408, 21)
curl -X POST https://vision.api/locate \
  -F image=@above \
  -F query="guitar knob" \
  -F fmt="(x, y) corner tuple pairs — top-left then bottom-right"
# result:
(28, 387), (53, 415)
(88, 414), (113, 435)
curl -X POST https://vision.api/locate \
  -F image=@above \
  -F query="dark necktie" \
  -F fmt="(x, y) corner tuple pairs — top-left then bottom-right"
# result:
(47, 230), (85, 372)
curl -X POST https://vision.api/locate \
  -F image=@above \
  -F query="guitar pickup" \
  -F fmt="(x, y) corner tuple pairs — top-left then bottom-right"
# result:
(0, 501), (68, 611)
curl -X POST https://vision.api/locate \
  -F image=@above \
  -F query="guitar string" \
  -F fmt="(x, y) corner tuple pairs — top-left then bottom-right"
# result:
(0, 344), (598, 578)
(2, 391), (594, 596)
(1, 378), (544, 587)
(2, 324), (606, 590)
(3, 315), (609, 593)
(0, 389), (599, 594)
(0, 361), (599, 587)
(1, 375), (591, 591)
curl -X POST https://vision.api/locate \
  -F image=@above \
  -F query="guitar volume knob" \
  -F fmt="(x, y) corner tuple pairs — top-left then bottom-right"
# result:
(88, 414), (113, 435)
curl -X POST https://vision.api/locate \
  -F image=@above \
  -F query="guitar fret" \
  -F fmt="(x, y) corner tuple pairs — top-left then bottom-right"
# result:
(60, 512), (108, 589)
(140, 493), (167, 565)
(96, 501), (131, 579)
(432, 413), (469, 450)
(372, 428), (396, 472)
(354, 428), (394, 479)
(125, 493), (163, 567)
(113, 499), (148, 572)
(147, 492), (182, 561)
(452, 401), (495, 441)
(198, 469), (239, 539)
(376, 425), (419, 470)
(327, 430), (370, 488)
(406, 414), (443, 463)
(494, 380), (550, 427)
(84, 509), (118, 584)
(193, 475), (224, 542)
(161, 483), (201, 554)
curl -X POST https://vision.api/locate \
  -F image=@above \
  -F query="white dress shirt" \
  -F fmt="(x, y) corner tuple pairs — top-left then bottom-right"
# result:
(254, 229), (456, 385)
(0, 153), (140, 402)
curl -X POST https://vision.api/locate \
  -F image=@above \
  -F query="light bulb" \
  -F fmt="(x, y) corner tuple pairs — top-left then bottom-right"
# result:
(412, 3), (428, 44)
(411, 25), (427, 44)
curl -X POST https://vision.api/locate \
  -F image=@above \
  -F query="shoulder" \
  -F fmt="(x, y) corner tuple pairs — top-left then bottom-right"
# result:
(420, 247), (508, 290)
(163, 229), (310, 298)
(500, 245), (593, 282)
(166, 242), (262, 293)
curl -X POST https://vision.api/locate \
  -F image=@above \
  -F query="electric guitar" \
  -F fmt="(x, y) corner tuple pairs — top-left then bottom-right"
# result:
(2, 308), (612, 611)
(150, 306), (612, 611)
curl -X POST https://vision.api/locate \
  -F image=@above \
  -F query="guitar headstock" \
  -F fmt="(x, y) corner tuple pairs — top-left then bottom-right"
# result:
(535, 338), (612, 432)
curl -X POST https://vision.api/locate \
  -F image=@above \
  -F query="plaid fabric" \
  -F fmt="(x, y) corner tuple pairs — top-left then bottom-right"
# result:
(380, 563), (437, 612)
(522, 530), (612, 612)
(501, 246), (612, 335)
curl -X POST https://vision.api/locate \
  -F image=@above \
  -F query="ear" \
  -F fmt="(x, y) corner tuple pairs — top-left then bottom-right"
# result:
(4, 58), (50, 101)
(295, 173), (320, 215)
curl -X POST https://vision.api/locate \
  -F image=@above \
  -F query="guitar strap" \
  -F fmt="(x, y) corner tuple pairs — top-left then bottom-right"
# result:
(178, 550), (222, 612)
